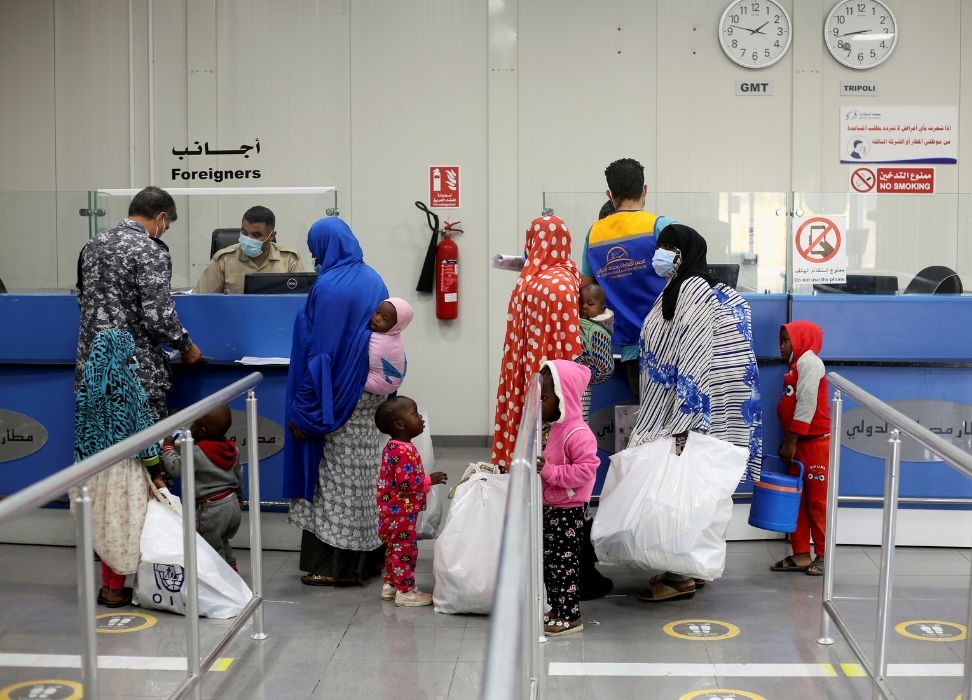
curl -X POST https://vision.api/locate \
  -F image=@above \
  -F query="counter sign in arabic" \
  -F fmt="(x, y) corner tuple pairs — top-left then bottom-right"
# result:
(792, 215), (847, 286)
(169, 138), (263, 182)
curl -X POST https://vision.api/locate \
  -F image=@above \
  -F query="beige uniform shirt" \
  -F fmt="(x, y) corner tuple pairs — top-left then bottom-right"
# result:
(195, 242), (304, 294)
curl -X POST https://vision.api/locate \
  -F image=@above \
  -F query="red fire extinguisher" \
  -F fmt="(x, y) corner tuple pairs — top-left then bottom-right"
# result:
(435, 220), (463, 320)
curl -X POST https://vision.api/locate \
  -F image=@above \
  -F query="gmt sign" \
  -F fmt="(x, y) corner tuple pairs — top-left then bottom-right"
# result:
(735, 81), (773, 96)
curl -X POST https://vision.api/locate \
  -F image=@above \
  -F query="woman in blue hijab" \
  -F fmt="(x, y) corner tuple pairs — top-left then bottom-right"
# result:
(284, 217), (389, 586)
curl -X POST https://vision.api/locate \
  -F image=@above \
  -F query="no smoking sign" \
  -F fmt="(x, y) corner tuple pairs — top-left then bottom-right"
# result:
(792, 214), (847, 286)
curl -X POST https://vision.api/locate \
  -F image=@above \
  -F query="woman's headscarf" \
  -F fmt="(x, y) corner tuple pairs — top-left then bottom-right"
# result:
(657, 223), (714, 321)
(74, 328), (160, 462)
(283, 218), (388, 500)
(491, 215), (581, 469)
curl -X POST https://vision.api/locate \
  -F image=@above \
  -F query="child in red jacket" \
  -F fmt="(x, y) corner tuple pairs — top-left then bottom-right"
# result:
(771, 321), (831, 577)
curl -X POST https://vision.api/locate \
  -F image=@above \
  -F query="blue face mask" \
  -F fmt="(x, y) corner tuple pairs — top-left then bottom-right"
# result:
(652, 248), (678, 278)
(238, 233), (265, 258)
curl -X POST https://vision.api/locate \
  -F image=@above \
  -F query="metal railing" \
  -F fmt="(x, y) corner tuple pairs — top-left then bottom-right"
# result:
(0, 372), (268, 700)
(816, 372), (972, 700)
(482, 373), (545, 700)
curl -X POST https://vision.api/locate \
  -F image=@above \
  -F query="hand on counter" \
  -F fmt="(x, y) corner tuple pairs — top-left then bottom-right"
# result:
(181, 343), (202, 365)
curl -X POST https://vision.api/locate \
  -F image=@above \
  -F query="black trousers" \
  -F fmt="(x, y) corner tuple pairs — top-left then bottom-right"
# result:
(543, 505), (585, 622)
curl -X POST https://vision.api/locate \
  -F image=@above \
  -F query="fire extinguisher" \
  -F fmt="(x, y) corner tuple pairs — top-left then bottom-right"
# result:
(435, 220), (463, 320)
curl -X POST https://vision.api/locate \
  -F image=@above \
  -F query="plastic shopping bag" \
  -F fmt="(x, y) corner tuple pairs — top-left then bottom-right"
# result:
(432, 465), (509, 614)
(133, 492), (252, 619)
(416, 484), (448, 540)
(591, 432), (747, 580)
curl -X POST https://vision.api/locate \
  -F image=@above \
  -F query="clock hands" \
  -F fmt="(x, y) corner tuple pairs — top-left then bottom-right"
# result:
(728, 21), (768, 36)
(834, 28), (873, 37)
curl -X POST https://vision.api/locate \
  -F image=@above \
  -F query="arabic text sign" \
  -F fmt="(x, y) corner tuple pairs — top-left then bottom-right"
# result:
(791, 214), (847, 286)
(841, 400), (972, 462)
(840, 106), (957, 164)
(876, 166), (935, 194)
(0, 409), (47, 463)
(169, 138), (264, 182)
(225, 409), (285, 464)
(429, 166), (460, 208)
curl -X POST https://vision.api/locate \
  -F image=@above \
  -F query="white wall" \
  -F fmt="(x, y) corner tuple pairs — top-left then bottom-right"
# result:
(1, 0), (971, 434)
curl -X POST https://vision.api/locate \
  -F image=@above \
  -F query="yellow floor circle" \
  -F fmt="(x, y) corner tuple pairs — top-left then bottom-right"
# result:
(663, 619), (741, 641)
(894, 619), (967, 642)
(0, 679), (84, 700)
(95, 611), (158, 634)
(680, 690), (765, 700)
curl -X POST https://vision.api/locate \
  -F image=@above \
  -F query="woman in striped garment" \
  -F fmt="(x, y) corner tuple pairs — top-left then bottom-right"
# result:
(628, 224), (762, 603)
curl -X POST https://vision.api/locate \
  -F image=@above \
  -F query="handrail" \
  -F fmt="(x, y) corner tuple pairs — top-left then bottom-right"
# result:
(482, 373), (544, 700)
(0, 372), (267, 700)
(817, 372), (972, 700)
(0, 372), (264, 524)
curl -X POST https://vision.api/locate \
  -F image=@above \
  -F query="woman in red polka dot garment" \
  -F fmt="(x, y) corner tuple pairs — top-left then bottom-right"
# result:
(491, 215), (582, 469)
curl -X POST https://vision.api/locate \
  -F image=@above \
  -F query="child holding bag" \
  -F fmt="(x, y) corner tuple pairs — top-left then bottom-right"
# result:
(537, 360), (600, 636)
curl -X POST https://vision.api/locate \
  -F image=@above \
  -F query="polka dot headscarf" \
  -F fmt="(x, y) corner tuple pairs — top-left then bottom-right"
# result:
(491, 215), (581, 468)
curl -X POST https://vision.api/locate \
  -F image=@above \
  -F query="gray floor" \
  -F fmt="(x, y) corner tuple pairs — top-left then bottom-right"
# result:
(0, 446), (968, 699)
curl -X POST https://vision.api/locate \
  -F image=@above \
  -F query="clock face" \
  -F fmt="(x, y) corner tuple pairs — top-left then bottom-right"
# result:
(825, 0), (898, 69)
(719, 0), (792, 69)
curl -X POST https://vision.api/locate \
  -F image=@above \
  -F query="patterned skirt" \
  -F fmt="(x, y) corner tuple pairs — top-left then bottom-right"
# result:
(289, 391), (385, 574)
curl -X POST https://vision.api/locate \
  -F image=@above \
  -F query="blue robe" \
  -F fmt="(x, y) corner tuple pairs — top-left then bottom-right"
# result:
(283, 218), (388, 500)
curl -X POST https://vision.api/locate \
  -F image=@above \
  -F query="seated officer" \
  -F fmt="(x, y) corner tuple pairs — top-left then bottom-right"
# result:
(195, 205), (303, 293)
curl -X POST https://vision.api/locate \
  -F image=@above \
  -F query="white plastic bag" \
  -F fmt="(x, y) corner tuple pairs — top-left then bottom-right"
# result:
(432, 466), (509, 614)
(133, 493), (252, 619)
(416, 484), (447, 540)
(591, 432), (747, 580)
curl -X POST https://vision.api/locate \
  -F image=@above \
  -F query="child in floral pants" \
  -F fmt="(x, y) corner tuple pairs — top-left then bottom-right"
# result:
(375, 396), (447, 607)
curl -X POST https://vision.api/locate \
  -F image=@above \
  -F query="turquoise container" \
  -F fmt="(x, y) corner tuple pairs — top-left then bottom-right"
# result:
(748, 458), (804, 533)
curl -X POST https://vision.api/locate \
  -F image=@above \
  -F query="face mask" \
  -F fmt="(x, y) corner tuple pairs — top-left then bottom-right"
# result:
(652, 248), (678, 278)
(238, 233), (265, 258)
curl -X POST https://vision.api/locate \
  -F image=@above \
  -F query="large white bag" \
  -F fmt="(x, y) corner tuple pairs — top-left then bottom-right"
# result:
(133, 493), (252, 619)
(591, 432), (747, 580)
(432, 466), (509, 614)
(416, 484), (448, 540)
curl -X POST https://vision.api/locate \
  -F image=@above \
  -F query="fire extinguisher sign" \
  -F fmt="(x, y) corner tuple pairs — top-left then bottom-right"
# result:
(429, 165), (460, 208)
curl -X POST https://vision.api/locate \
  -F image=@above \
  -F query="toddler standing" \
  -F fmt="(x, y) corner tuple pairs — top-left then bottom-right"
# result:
(374, 395), (447, 606)
(365, 297), (414, 396)
(161, 405), (244, 571)
(537, 360), (600, 636)
(771, 320), (831, 577)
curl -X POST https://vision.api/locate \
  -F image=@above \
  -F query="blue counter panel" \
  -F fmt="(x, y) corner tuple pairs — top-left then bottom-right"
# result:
(791, 295), (972, 362)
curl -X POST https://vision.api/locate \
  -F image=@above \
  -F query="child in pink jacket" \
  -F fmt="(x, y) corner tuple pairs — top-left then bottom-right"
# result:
(537, 359), (600, 637)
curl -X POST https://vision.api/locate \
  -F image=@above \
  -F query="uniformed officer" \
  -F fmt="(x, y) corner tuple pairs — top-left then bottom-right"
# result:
(195, 205), (304, 293)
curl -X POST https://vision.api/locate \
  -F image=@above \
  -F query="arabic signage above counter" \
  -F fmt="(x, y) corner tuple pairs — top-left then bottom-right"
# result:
(169, 138), (263, 183)
(841, 400), (972, 462)
(0, 409), (48, 463)
(840, 106), (957, 165)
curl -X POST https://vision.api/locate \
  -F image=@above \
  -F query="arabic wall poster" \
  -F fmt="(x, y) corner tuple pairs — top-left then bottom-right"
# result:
(791, 214), (847, 286)
(848, 166), (935, 194)
(840, 106), (957, 165)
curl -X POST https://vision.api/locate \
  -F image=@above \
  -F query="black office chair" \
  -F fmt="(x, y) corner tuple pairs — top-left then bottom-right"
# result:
(210, 228), (241, 259)
(904, 265), (963, 294)
(706, 263), (740, 288)
(813, 274), (899, 295)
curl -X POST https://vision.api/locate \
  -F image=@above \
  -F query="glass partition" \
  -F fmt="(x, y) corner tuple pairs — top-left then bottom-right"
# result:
(543, 191), (969, 295)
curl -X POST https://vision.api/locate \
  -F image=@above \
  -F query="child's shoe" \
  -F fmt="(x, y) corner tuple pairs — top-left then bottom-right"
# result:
(380, 584), (396, 601)
(394, 586), (433, 607)
(544, 617), (584, 637)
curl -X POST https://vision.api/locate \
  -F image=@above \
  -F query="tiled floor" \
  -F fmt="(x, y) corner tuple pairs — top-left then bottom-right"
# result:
(0, 446), (968, 699)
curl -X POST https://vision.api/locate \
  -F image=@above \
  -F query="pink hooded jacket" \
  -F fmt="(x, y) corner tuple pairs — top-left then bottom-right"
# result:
(365, 298), (414, 395)
(540, 359), (600, 508)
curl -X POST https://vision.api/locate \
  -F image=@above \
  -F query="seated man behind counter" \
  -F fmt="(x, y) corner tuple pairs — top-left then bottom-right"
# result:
(195, 205), (304, 294)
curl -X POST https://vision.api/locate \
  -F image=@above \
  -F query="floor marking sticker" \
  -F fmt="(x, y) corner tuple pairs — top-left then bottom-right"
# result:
(95, 612), (157, 634)
(0, 680), (83, 699)
(895, 620), (967, 642)
(663, 619), (740, 641)
(680, 691), (765, 700)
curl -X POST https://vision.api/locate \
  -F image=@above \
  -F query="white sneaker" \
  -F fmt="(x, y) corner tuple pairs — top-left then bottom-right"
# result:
(380, 584), (396, 601)
(394, 587), (433, 607)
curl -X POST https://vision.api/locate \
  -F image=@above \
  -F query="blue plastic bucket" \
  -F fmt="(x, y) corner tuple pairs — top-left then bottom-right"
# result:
(748, 458), (804, 533)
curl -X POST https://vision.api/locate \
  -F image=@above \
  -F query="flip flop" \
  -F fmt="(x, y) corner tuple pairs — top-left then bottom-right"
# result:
(770, 555), (810, 572)
(98, 587), (133, 608)
(806, 556), (825, 576)
(300, 574), (338, 586)
(638, 580), (695, 603)
(649, 573), (706, 589)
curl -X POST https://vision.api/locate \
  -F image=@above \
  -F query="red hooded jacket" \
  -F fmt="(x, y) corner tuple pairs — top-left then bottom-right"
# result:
(777, 321), (830, 436)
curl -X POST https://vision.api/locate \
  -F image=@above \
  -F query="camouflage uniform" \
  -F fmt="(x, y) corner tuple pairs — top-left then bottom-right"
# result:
(194, 242), (304, 294)
(76, 218), (194, 418)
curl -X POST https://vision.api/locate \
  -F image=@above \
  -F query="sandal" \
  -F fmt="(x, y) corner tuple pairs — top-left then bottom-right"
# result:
(649, 573), (706, 589)
(638, 579), (695, 603)
(544, 617), (584, 637)
(770, 555), (810, 572)
(301, 574), (338, 586)
(806, 556), (825, 576)
(98, 587), (133, 608)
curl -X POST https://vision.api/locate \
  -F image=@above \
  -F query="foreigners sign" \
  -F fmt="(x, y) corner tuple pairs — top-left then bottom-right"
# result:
(792, 214), (847, 286)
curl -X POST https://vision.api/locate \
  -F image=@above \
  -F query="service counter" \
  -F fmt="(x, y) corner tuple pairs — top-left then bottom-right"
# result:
(1, 292), (970, 529)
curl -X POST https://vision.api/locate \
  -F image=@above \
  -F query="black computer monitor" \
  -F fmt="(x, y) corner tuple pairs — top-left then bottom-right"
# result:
(243, 272), (317, 294)
(706, 263), (740, 288)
